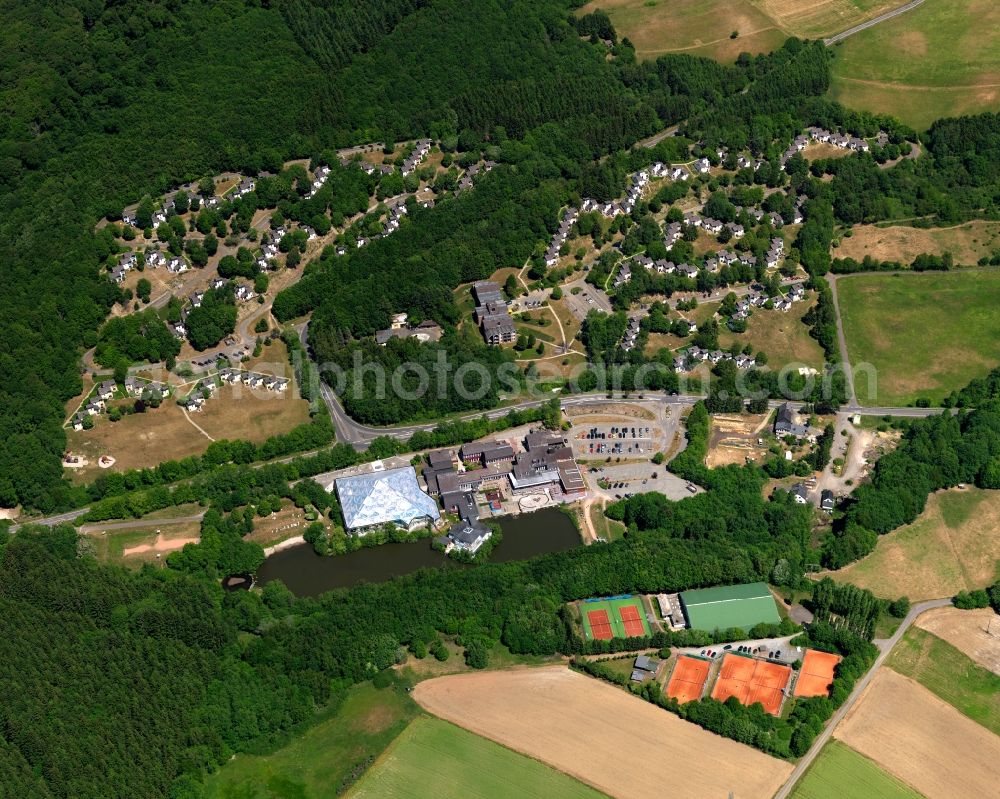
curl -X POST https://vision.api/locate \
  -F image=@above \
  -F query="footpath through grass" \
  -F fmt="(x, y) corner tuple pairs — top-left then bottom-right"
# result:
(887, 627), (1000, 736)
(838, 271), (1000, 406)
(348, 716), (606, 799)
(790, 740), (923, 799)
(203, 683), (419, 799)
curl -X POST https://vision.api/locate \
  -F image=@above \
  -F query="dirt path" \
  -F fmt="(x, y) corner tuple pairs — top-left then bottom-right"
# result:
(637, 26), (781, 55)
(182, 408), (215, 441)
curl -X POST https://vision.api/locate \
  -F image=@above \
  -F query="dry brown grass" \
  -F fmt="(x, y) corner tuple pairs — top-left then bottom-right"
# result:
(915, 607), (1000, 675)
(577, 0), (786, 62)
(412, 665), (792, 799)
(246, 501), (310, 548)
(66, 382), (311, 481)
(829, 487), (1000, 600)
(833, 222), (1000, 265)
(835, 668), (1000, 799)
(760, 0), (902, 36)
(801, 142), (855, 162)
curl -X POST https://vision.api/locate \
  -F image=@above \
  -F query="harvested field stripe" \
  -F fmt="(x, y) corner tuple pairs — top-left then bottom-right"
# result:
(886, 626), (1000, 735)
(413, 665), (793, 799)
(835, 668), (1000, 799)
(790, 740), (924, 799)
(348, 717), (605, 799)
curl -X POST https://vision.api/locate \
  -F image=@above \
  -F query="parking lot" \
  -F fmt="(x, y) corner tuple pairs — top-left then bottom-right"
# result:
(586, 460), (697, 502)
(575, 423), (655, 458)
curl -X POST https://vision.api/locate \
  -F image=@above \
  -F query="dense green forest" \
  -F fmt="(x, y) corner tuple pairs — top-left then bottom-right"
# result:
(0, 0), (333, 512)
(4, 1), (1000, 794)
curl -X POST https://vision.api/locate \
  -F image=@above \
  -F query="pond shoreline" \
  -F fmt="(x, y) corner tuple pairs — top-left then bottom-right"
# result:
(255, 506), (583, 596)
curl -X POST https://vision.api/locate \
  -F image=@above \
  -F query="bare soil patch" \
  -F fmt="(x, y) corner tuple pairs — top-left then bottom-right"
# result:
(915, 607), (1000, 675)
(833, 222), (1000, 265)
(121, 532), (199, 557)
(412, 665), (791, 799)
(835, 668), (1000, 799)
(706, 413), (771, 467)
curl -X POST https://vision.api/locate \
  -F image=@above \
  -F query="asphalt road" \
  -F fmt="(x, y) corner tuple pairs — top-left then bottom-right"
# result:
(773, 597), (953, 799)
(824, 0), (928, 45)
(319, 381), (954, 448)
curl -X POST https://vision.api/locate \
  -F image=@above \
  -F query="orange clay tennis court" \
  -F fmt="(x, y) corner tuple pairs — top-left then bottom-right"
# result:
(711, 654), (791, 716)
(586, 609), (613, 640)
(618, 604), (646, 637)
(793, 649), (842, 698)
(666, 655), (711, 704)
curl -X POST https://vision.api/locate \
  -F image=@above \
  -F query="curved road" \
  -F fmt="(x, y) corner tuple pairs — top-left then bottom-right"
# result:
(773, 596), (953, 799)
(824, 0), (927, 45)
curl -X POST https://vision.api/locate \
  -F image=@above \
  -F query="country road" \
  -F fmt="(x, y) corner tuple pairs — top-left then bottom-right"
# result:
(826, 274), (858, 407)
(823, 0), (927, 45)
(773, 597), (953, 799)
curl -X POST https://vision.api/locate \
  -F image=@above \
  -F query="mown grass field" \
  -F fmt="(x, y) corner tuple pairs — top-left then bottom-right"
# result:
(887, 627), (1000, 736)
(830, 488), (1000, 600)
(837, 271), (1000, 406)
(829, 0), (1000, 129)
(203, 683), (420, 799)
(790, 740), (923, 799)
(348, 717), (606, 799)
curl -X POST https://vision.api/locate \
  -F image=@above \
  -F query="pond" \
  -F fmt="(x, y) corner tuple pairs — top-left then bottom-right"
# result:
(255, 506), (582, 597)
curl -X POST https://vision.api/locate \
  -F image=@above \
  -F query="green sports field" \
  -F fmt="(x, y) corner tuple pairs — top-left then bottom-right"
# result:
(680, 582), (781, 632)
(838, 271), (1000, 406)
(579, 596), (651, 640)
(348, 717), (606, 799)
(790, 740), (923, 799)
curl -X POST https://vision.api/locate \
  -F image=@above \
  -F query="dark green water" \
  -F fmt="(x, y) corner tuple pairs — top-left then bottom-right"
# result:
(255, 506), (581, 596)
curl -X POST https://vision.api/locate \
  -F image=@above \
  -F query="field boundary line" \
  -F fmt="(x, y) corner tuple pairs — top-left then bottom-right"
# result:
(635, 26), (781, 54)
(833, 76), (1000, 91)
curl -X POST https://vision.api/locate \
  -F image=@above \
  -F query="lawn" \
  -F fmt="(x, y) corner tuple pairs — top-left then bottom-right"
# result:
(887, 627), (1000, 736)
(718, 298), (825, 373)
(833, 222), (1000, 267)
(349, 717), (606, 799)
(837, 271), (1000, 406)
(203, 683), (420, 799)
(830, 487), (1000, 600)
(829, 0), (1000, 129)
(790, 740), (922, 799)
